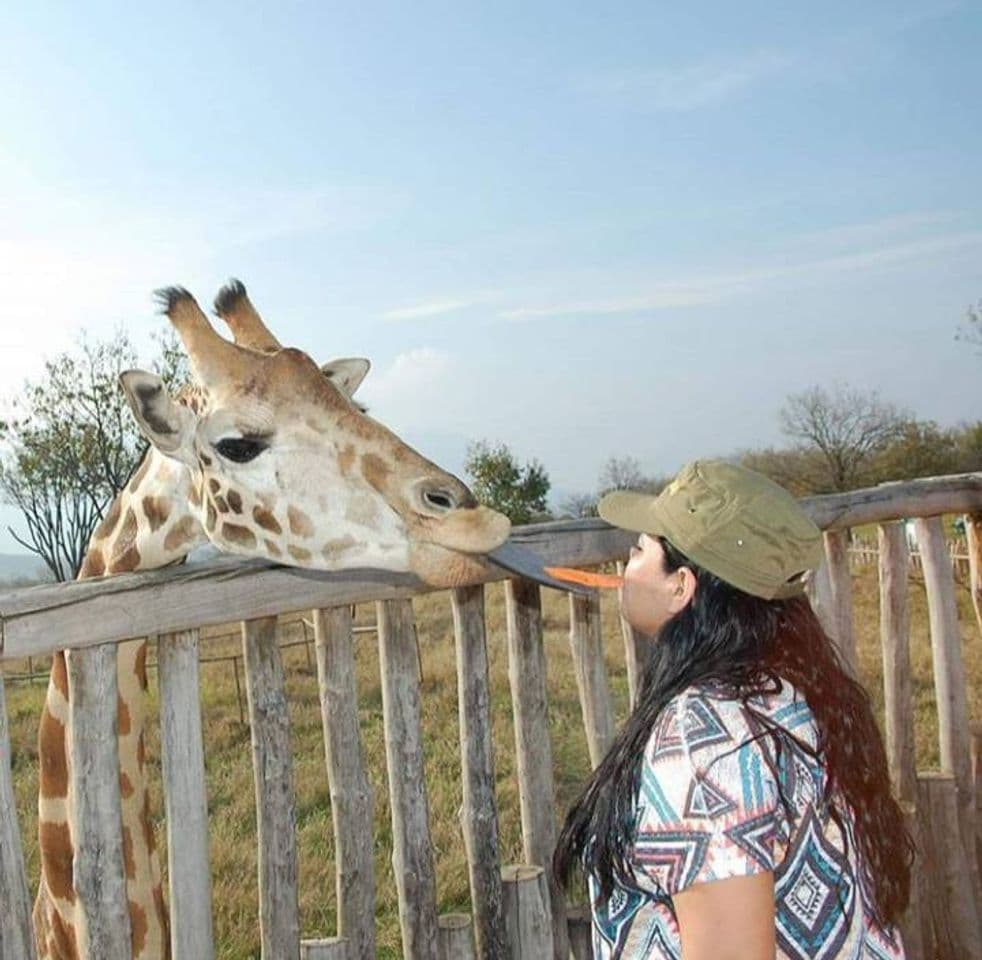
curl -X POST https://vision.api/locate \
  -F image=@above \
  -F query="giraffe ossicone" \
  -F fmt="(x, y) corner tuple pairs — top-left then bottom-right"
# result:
(33, 280), (510, 960)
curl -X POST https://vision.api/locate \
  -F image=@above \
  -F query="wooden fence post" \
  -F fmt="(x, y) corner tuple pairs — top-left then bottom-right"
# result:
(66, 644), (133, 959)
(877, 523), (917, 803)
(501, 865), (554, 960)
(914, 517), (982, 911)
(822, 530), (857, 674)
(966, 514), (982, 639)
(898, 801), (928, 960)
(566, 905), (594, 960)
(312, 607), (376, 960)
(242, 616), (301, 960)
(437, 914), (477, 960)
(450, 586), (506, 960)
(158, 629), (215, 960)
(806, 557), (835, 639)
(504, 579), (570, 960)
(917, 774), (982, 959)
(301, 938), (350, 959)
(568, 593), (614, 768)
(376, 598), (439, 960)
(0, 671), (36, 960)
(615, 562), (643, 711)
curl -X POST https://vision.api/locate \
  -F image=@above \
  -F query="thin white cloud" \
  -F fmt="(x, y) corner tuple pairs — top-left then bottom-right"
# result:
(583, 51), (792, 111)
(362, 347), (454, 411)
(500, 230), (982, 321)
(382, 299), (474, 321)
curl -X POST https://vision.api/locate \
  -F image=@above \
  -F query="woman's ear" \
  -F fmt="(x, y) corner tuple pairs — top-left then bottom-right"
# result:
(668, 566), (697, 614)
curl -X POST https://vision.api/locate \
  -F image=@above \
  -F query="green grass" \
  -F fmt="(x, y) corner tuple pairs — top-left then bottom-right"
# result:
(4, 565), (980, 958)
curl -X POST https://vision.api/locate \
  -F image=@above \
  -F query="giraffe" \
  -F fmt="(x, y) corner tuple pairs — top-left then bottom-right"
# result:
(32, 281), (511, 960)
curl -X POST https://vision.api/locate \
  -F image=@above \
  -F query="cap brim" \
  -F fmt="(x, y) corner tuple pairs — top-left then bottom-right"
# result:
(598, 490), (668, 537)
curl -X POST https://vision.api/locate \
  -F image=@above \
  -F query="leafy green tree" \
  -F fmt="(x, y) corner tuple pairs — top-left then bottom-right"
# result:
(464, 440), (551, 525)
(0, 328), (188, 580)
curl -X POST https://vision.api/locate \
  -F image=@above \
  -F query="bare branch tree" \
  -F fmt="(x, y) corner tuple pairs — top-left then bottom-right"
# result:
(956, 299), (982, 353)
(779, 384), (910, 492)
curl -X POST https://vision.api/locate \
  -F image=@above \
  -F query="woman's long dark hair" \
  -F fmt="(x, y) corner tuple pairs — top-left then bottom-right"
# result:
(554, 538), (913, 929)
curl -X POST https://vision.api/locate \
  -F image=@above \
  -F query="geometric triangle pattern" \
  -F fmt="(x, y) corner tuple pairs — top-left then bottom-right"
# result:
(587, 683), (907, 959)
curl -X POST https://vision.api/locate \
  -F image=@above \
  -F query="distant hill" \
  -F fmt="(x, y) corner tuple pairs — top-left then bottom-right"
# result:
(0, 552), (50, 585)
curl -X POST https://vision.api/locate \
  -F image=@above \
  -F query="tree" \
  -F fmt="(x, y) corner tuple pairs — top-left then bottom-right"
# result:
(464, 440), (551, 525)
(956, 299), (982, 353)
(598, 456), (667, 495)
(779, 384), (909, 492)
(0, 328), (188, 581)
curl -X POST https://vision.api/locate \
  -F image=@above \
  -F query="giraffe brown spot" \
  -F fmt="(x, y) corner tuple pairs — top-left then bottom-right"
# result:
(214, 494), (229, 513)
(120, 771), (134, 799)
(338, 444), (357, 476)
(38, 708), (69, 798)
(265, 539), (282, 557)
(92, 496), (122, 543)
(206, 501), (217, 531)
(39, 821), (75, 903)
(79, 548), (105, 578)
(110, 508), (141, 572)
(288, 506), (315, 538)
(208, 478), (220, 494)
(135, 644), (148, 691)
(129, 899), (148, 955)
(51, 910), (78, 957)
(223, 523), (257, 549)
(52, 653), (69, 698)
(322, 535), (357, 561)
(137, 732), (146, 770)
(361, 452), (392, 493)
(142, 495), (171, 532)
(128, 455), (152, 493)
(153, 883), (168, 948)
(164, 515), (198, 552)
(123, 825), (136, 879)
(227, 489), (243, 514)
(254, 506), (282, 534)
(287, 545), (312, 563)
(142, 792), (157, 853)
(200, 453), (213, 466)
(117, 695), (131, 736)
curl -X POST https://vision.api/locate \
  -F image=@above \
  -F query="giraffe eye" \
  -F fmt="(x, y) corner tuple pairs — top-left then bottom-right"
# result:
(214, 437), (268, 463)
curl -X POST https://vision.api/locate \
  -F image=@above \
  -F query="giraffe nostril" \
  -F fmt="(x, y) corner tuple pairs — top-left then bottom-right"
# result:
(423, 489), (456, 512)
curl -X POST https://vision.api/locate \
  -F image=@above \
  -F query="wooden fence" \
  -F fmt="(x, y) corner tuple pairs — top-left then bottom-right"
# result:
(0, 472), (981, 959)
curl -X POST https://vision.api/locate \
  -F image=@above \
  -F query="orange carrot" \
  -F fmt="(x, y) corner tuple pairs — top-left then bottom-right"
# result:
(544, 567), (624, 589)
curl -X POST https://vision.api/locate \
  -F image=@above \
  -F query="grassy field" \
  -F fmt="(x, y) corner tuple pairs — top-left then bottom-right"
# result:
(3, 561), (980, 958)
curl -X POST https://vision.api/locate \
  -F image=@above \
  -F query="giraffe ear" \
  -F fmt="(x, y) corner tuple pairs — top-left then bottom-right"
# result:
(320, 358), (370, 398)
(119, 371), (196, 462)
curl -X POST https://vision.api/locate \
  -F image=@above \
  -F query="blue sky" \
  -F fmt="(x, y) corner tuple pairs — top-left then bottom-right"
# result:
(0, 1), (980, 553)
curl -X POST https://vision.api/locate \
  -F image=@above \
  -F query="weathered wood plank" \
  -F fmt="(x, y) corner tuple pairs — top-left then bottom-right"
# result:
(566, 906), (594, 960)
(158, 630), (215, 960)
(504, 579), (569, 960)
(301, 938), (349, 959)
(615, 561), (643, 711)
(66, 644), (132, 959)
(0, 671), (36, 960)
(915, 517), (982, 913)
(501, 865), (554, 960)
(0, 523), (634, 660)
(568, 593), (614, 769)
(450, 586), (506, 960)
(242, 617), (300, 960)
(822, 530), (856, 674)
(967, 514), (982, 638)
(312, 607), (376, 960)
(437, 914), (476, 960)
(376, 599), (439, 960)
(877, 523), (917, 804)
(917, 774), (982, 960)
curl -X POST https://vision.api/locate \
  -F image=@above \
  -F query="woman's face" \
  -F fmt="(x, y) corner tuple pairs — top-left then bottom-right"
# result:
(620, 534), (693, 636)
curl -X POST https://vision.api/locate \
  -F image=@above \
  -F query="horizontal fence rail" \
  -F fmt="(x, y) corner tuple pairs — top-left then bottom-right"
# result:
(0, 472), (980, 960)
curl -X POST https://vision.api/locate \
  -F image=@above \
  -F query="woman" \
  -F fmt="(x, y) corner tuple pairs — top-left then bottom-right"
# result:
(554, 459), (912, 959)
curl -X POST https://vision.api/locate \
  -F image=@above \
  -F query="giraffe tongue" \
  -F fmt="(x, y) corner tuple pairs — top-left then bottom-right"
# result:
(485, 542), (595, 595)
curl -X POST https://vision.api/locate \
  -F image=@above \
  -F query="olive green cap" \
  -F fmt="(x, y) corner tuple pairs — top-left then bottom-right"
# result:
(598, 459), (823, 600)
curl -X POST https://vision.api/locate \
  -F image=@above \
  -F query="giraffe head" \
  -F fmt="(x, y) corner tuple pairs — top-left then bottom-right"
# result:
(119, 282), (510, 587)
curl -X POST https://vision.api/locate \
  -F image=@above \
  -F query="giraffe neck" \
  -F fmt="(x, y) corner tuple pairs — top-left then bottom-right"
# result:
(35, 449), (206, 960)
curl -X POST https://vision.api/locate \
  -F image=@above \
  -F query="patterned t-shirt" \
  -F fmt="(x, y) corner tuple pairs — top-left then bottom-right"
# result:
(590, 682), (906, 959)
